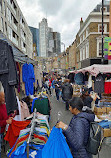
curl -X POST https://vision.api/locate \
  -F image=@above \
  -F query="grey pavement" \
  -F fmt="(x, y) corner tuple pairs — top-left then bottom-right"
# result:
(1, 96), (111, 158)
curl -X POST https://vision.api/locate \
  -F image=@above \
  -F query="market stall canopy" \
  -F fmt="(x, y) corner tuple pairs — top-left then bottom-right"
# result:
(76, 64), (111, 77)
(0, 33), (35, 64)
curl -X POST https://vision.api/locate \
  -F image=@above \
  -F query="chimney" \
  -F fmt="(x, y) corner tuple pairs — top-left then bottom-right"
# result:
(80, 17), (83, 29)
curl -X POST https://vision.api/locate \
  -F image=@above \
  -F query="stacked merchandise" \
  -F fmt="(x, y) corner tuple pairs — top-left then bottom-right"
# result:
(6, 113), (50, 158)
(73, 84), (82, 97)
(94, 95), (111, 137)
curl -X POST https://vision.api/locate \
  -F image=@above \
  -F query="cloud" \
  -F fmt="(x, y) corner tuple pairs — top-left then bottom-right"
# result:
(17, 0), (102, 49)
(38, 0), (64, 15)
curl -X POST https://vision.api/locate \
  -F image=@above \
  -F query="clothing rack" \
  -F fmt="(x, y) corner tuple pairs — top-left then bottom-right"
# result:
(27, 108), (37, 158)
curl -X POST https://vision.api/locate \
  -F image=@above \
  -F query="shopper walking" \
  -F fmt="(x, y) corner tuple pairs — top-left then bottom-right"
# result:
(55, 77), (62, 101)
(56, 97), (95, 158)
(62, 79), (73, 110)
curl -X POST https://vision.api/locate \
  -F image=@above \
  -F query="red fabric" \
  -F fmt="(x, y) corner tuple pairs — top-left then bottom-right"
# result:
(0, 104), (9, 133)
(4, 120), (30, 147)
(104, 81), (111, 94)
(108, 55), (111, 60)
(33, 134), (47, 143)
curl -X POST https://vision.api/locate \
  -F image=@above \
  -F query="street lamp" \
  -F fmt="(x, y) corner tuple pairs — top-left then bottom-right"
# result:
(101, 0), (104, 63)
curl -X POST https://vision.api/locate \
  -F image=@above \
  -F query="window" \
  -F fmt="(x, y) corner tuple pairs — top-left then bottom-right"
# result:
(80, 36), (82, 43)
(100, 7), (107, 12)
(83, 48), (85, 60)
(3, 1), (6, 17)
(8, 26), (12, 40)
(0, 1), (2, 13)
(99, 43), (102, 56)
(98, 24), (107, 33)
(80, 49), (83, 61)
(7, 7), (11, 23)
(77, 52), (79, 62)
(86, 43), (89, 59)
(1, 17), (4, 32)
(86, 27), (89, 37)
(83, 32), (85, 41)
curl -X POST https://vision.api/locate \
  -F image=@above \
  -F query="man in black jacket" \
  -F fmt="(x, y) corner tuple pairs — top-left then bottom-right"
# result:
(62, 79), (73, 110)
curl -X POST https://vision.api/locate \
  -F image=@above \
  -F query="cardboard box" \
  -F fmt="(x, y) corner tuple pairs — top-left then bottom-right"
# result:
(106, 107), (111, 114)
(94, 107), (107, 115)
(103, 128), (111, 137)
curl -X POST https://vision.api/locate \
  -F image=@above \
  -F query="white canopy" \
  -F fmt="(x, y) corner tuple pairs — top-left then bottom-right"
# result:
(74, 64), (111, 77)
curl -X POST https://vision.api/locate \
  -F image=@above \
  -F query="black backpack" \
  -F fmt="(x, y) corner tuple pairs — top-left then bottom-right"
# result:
(86, 122), (104, 155)
(79, 117), (104, 155)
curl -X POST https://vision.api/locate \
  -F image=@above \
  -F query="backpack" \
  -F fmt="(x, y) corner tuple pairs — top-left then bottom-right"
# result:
(86, 121), (104, 155)
(79, 117), (104, 155)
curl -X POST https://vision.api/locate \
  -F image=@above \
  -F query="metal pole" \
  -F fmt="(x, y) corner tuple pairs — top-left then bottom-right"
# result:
(102, 0), (104, 63)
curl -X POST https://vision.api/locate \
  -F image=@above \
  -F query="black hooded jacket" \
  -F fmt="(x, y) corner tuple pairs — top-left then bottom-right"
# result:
(62, 82), (73, 101)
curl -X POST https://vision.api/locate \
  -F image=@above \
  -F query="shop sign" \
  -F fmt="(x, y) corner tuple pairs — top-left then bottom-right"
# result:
(104, 37), (111, 60)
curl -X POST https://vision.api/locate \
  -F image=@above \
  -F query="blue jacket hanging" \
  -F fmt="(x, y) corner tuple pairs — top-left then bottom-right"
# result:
(42, 126), (73, 158)
(22, 63), (35, 96)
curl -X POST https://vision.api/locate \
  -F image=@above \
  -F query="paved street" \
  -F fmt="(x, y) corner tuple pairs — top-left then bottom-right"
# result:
(1, 96), (111, 158)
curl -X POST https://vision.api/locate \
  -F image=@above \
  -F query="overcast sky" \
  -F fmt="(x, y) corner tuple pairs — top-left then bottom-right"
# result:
(17, 0), (104, 50)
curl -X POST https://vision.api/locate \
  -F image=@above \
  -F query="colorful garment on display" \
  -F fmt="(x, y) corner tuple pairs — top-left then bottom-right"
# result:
(31, 97), (50, 115)
(74, 72), (85, 85)
(94, 74), (105, 94)
(4, 120), (30, 147)
(8, 141), (43, 158)
(98, 120), (111, 129)
(20, 101), (30, 121)
(42, 127), (73, 158)
(22, 63), (35, 96)
(104, 79), (111, 94)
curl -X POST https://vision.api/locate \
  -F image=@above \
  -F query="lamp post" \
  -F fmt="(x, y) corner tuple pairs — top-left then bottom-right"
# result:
(101, 0), (104, 64)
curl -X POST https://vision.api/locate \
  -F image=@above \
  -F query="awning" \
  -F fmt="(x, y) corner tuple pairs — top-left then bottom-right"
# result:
(76, 64), (111, 77)
(0, 33), (35, 64)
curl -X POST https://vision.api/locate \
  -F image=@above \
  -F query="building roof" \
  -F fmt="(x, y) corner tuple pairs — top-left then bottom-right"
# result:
(92, 0), (110, 12)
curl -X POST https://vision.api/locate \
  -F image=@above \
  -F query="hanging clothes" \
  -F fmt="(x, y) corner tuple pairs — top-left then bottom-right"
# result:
(104, 79), (111, 94)
(68, 73), (75, 83)
(20, 64), (26, 94)
(4, 120), (30, 148)
(74, 72), (85, 85)
(8, 141), (43, 158)
(22, 63), (35, 96)
(20, 101), (30, 121)
(31, 97), (50, 115)
(42, 127), (73, 158)
(0, 39), (18, 114)
(94, 74), (105, 94)
(16, 62), (21, 93)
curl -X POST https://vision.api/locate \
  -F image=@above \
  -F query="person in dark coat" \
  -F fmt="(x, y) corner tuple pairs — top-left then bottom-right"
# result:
(54, 78), (62, 101)
(62, 79), (73, 110)
(80, 87), (97, 111)
(56, 97), (95, 158)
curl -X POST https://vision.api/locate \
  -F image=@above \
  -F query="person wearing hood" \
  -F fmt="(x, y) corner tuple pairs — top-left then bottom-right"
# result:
(56, 97), (95, 158)
(62, 79), (73, 110)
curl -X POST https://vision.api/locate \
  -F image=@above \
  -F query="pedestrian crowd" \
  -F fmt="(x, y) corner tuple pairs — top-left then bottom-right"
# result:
(0, 72), (100, 158)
